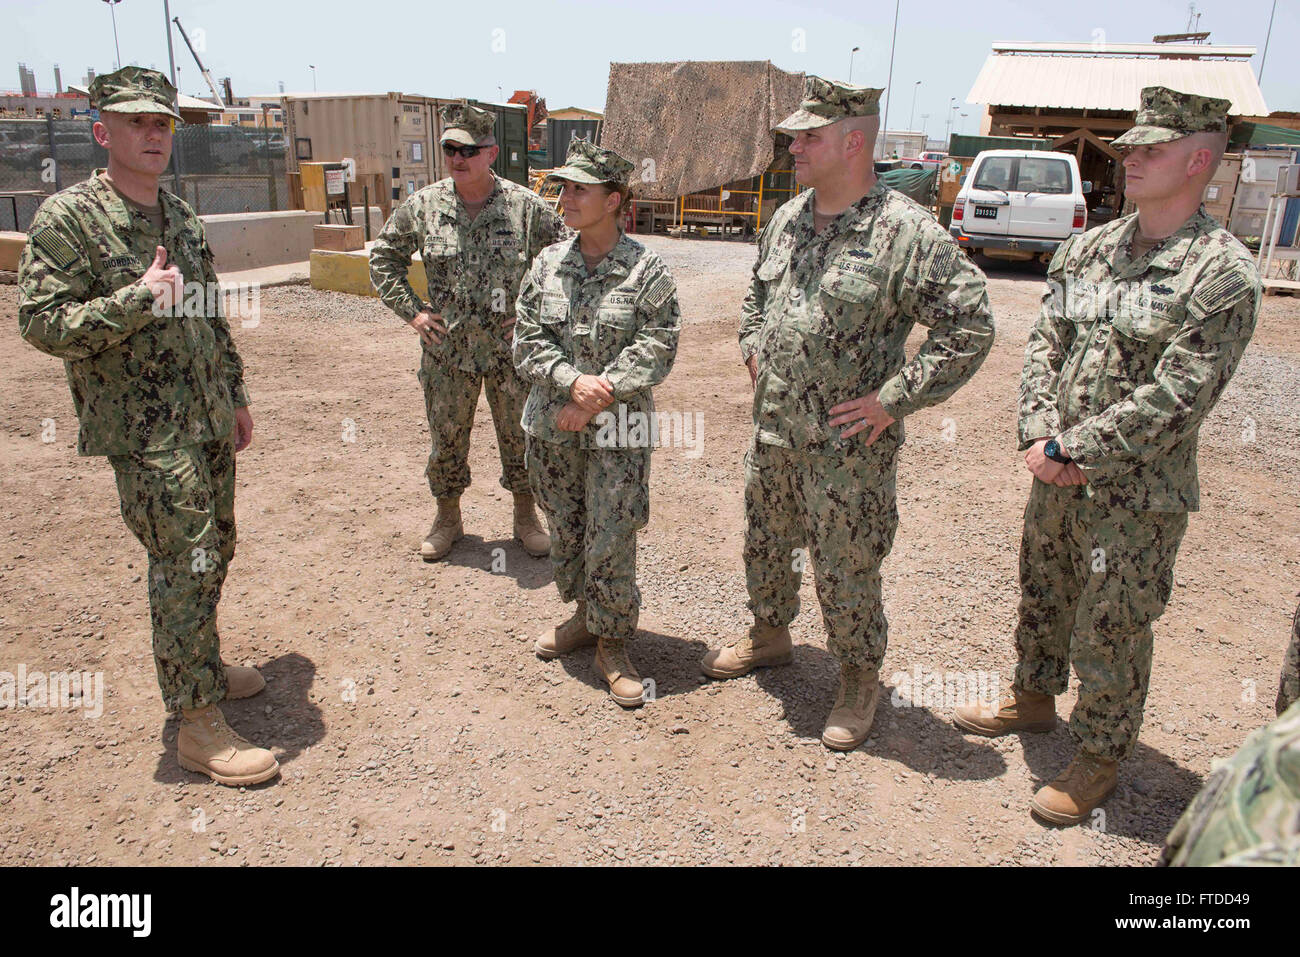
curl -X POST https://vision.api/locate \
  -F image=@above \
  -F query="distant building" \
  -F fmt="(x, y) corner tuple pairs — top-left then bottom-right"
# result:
(547, 106), (603, 121)
(218, 96), (285, 128)
(965, 40), (1269, 210)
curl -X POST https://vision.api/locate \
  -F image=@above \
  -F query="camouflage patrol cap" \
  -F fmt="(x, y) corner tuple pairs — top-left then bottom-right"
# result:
(547, 138), (634, 186)
(440, 103), (496, 146)
(1112, 85), (1232, 148)
(774, 75), (884, 133)
(89, 66), (183, 121)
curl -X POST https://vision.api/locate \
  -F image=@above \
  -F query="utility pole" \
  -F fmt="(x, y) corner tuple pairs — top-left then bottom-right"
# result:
(1259, 0), (1278, 83)
(162, 1), (183, 183)
(163, 0), (178, 88)
(909, 80), (921, 132)
(103, 0), (123, 70)
(882, 0), (899, 150)
(848, 46), (860, 83)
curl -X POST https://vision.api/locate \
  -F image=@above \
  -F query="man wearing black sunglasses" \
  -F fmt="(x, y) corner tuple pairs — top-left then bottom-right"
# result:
(371, 103), (569, 562)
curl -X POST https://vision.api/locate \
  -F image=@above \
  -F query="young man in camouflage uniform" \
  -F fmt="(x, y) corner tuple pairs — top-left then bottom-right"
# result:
(955, 87), (1261, 825)
(704, 77), (994, 750)
(370, 104), (568, 561)
(17, 67), (277, 786)
(514, 140), (680, 708)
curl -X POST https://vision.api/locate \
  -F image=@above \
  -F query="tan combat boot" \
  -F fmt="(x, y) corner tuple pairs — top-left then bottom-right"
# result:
(1030, 751), (1119, 826)
(534, 601), (596, 659)
(420, 496), (463, 561)
(594, 637), (645, 708)
(513, 492), (550, 557)
(177, 704), (280, 787)
(222, 662), (265, 700)
(700, 621), (793, 679)
(822, 663), (880, 751)
(953, 685), (1057, 736)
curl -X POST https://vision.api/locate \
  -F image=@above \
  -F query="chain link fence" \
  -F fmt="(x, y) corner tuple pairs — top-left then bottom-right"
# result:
(0, 119), (288, 231)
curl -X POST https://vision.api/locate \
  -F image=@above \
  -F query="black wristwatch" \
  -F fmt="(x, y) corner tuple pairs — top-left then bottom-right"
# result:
(1044, 437), (1072, 464)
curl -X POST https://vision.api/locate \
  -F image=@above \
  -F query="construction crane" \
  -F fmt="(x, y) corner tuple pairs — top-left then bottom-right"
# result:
(172, 16), (225, 109)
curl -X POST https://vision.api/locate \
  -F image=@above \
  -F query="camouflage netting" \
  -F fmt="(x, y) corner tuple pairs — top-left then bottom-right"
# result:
(601, 60), (805, 201)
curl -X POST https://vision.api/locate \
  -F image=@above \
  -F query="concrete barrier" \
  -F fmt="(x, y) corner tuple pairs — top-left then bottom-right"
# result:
(201, 205), (384, 271)
(0, 231), (27, 273)
(310, 242), (427, 300)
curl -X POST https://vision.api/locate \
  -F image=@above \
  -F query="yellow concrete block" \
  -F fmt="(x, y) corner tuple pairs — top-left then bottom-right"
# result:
(310, 248), (427, 300)
(0, 231), (28, 273)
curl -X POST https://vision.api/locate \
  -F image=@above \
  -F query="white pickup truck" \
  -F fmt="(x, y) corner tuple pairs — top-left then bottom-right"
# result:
(949, 149), (1091, 264)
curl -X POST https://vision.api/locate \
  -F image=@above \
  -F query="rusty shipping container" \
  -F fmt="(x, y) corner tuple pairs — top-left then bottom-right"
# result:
(281, 92), (461, 218)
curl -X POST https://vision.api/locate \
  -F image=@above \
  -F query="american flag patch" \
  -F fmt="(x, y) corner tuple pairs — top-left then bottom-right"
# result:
(1192, 271), (1249, 315)
(927, 242), (958, 282)
(645, 273), (676, 310)
(31, 226), (79, 271)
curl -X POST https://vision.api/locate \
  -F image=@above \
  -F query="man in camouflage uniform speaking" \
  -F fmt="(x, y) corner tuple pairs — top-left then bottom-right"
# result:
(370, 103), (568, 561)
(954, 87), (1261, 825)
(702, 77), (994, 751)
(17, 67), (277, 786)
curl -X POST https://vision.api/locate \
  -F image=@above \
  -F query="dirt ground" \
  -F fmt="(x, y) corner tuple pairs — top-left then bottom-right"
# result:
(1, 234), (1297, 866)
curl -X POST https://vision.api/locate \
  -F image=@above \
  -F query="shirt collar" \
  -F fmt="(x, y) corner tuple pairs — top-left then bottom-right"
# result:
(554, 231), (637, 281)
(801, 179), (890, 236)
(448, 172), (503, 221)
(1115, 206), (1213, 275)
(92, 169), (183, 237)
(90, 169), (134, 230)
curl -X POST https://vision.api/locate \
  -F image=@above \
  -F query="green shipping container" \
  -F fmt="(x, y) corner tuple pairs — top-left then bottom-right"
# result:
(947, 134), (1051, 157)
(468, 99), (530, 186)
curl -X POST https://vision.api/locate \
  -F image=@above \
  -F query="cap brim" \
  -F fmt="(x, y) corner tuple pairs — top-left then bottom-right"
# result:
(1112, 125), (1186, 148)
(773, 109), (838, 135)
(100, 99), (183, 121)
(547, 166), (606, 185)
(440, 128), (480, 146)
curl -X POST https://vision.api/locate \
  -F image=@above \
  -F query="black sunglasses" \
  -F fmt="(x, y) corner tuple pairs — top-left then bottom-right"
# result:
(442, 142), (485, 158)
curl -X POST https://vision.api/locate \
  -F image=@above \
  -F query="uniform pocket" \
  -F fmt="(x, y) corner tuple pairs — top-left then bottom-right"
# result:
(110, 449), (213, 559)
(540, 293), (569, 324)
(756, 250), (791, 282)
(1111, 308), (1181, 343)
(597, 306), (637, 331)
(817, 267), (880, 338)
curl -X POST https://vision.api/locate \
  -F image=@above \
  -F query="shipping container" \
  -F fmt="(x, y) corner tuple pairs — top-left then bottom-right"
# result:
(1229, 147), (1299, 238)
(947, 134), (1051, 157)
(467, 99), (530, 186)
(547, 118), (602, 167)
(1202, 153), (1241, 228)
(281, 92), (463, 218)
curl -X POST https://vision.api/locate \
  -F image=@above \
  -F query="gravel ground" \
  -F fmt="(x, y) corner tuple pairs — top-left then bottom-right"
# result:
(0, 233), (1297, 867)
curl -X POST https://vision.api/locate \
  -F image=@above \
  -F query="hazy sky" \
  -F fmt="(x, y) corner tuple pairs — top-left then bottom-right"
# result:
(4, 0), (1296, 139)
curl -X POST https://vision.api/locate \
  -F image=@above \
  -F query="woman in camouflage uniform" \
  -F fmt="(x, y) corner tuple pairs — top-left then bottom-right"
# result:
(513, 140), (681, 708)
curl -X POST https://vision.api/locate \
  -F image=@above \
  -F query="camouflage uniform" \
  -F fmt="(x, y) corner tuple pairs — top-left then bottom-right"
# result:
(513, 146), (680, 640)
(1162, 699), (1300, 866)
(1279, 601), (1300, 716)
(17, 70), (246, 712)
(369, 105), (568, 500)
(740, 173), (994, 670)
(1015, 87), (1260, 761)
